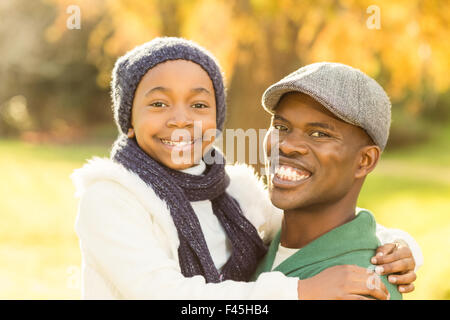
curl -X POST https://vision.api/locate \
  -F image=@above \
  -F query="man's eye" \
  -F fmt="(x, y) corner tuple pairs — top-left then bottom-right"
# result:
(192, 103), (209, 109)
(150, 102), (168, 108)
(311, 131), (330, 137)
(273, 124), (288, 132)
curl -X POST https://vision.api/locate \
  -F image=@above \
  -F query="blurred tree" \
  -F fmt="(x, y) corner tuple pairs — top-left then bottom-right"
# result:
(0, 0), (110, 139)
(1, 0), (449, 146)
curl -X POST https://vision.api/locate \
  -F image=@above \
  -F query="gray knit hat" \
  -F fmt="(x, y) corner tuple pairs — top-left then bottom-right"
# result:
(262, 62), (391, 150)
(111, 37), (226, 134)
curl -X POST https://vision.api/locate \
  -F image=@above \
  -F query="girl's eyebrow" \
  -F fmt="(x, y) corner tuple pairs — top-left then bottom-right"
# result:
(145, 86), (169, 97)
(191, 87), (211, 95)
(144, 87), (211, 97)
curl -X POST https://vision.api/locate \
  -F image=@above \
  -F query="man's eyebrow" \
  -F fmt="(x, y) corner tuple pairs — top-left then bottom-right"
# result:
(306, 122), (336, 130)
(273, 114), (289, 123)
(273, 115), (335, 130)
(144, 86), (170, 97)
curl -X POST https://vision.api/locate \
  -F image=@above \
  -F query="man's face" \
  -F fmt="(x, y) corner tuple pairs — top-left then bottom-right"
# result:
(265, 92), (372, 211)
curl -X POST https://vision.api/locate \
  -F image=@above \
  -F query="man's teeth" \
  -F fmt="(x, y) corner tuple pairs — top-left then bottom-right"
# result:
(275, 165), (310, 182)
(161, 139), (194, 146)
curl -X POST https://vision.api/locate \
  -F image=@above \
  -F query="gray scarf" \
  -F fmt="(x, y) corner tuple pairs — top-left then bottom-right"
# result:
(111, 135), (267, 283)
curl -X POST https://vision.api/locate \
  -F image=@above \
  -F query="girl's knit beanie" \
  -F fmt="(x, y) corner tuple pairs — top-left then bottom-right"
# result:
(111, 37), (227, 134)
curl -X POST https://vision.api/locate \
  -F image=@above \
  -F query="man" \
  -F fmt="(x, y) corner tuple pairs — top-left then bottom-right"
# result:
(253, 62), (417, 299)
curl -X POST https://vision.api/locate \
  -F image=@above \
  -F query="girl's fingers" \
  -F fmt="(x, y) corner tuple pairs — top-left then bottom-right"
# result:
(376, 257), (415, 275)
(388, 271), (417, 285)
(398, 283), (415, 294)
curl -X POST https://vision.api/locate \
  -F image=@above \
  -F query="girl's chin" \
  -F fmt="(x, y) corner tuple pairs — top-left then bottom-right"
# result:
(166, 162), (196, 170)
(160, 154), (204, 171)
(162, 143), (214, 170)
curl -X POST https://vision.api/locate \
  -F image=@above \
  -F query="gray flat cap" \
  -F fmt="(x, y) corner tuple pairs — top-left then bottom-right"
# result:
(262, 62), (391, 150)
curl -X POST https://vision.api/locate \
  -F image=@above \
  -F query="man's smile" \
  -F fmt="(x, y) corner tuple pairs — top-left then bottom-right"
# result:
(270, 157), (313, 189)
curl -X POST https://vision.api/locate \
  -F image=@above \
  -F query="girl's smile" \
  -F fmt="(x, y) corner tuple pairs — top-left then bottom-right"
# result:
(159, 137), (203, 152)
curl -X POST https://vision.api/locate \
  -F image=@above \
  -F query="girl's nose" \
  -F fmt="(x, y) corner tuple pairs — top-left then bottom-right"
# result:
(167, 109), (194, 128)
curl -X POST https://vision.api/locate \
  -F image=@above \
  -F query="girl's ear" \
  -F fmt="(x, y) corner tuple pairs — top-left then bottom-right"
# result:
(127, 128), (135, 138)
(354, 145), (381, 179)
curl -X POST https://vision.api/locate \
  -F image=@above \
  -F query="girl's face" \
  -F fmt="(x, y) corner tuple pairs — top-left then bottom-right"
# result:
(130, 60), (217, 170)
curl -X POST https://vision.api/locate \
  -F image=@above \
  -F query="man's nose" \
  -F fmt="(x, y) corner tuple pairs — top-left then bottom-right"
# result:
(279, 135), (309, 156)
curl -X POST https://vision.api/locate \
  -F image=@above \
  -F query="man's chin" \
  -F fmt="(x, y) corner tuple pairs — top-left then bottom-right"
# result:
(269, 190), (308, 211)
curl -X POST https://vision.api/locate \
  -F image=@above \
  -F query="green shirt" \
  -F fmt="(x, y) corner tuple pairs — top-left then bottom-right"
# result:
(252, 210), (402, 300)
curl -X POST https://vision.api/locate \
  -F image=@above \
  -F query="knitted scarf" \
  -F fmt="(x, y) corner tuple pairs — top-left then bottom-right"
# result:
(112, 136), (267, 283)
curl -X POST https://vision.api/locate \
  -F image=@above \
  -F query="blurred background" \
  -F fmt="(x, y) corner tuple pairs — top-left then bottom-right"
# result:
(0, 0), (449, 299)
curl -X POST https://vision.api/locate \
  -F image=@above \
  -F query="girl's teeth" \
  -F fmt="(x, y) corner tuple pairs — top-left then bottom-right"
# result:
(275, 165), (310, 182)
(161, 139), (194, 146)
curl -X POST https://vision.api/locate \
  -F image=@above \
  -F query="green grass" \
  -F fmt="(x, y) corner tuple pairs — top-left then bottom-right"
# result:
(0, 139), (110, 299)
(358, 124), (450, 300)
(0, 125), (449, 299)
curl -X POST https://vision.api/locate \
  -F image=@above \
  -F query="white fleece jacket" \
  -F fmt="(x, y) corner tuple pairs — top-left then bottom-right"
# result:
(71, 157), (422, 300)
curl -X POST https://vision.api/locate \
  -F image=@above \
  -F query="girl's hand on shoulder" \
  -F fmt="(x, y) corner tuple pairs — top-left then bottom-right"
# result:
(371, 241), (417, 294)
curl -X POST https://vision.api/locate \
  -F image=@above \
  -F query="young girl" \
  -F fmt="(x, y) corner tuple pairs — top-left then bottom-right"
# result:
(71, 37), (421, 299)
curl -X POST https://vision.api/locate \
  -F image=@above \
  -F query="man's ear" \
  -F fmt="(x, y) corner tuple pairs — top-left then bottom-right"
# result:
(127, 127), (135, 138)
(355, 145), (381, 179)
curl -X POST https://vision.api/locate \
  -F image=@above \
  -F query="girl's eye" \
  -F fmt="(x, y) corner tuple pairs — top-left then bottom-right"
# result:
(191, 103), (209, 109)
(149, 102), (168, 108)
(273, 124), (289, 132)
(311, 131), (330, 138)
